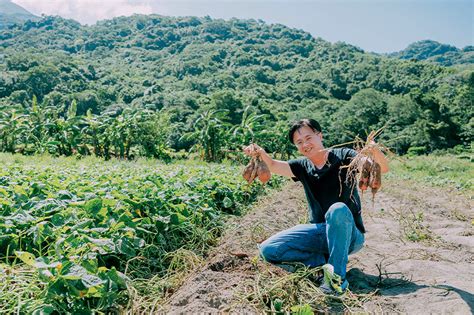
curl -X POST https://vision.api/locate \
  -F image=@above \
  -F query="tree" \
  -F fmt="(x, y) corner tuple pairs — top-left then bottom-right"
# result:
(210, 90), (243, 125)
(22, 65), (60, 101)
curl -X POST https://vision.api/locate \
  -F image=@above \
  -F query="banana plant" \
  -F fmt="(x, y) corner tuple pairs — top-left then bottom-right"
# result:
(0, 110), (29, 153)
(48, 100), (85, 156)
(230, 105), (264, 148)
(181, 109), (229, 162)
(81, 109), (103, 156)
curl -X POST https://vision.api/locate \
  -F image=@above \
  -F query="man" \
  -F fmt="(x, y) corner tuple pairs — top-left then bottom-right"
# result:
(243, 119), (389, 294)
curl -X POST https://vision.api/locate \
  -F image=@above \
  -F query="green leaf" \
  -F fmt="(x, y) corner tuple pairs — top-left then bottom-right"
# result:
(32, 305), (56, 315)
(81, 273), (106, 288)
(86, 237), (115, 254)
(222, 196), (233, 208)
(62, 264), (105, 288)
(84, 198), (103, 217)
(47, 277), (68, 296)
(69, 219), (93, 232)
(273, 298), (284, 311)
(170, 213), (186, 225)
(38, 268), (54, 281)
(15, 251), (36, 267)
(0, 187), (8, 196)
(57, 190), (74, 200)
(105, 267), (128, 289)
(290, 304), (314, 315)
(115, 237), (136, 256)
(34, 257), (61, 269)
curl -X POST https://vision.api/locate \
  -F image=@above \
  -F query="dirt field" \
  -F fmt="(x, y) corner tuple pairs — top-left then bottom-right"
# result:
(162, 179), (474, 313)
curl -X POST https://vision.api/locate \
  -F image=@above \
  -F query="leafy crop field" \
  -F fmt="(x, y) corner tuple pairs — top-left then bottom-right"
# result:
(0, 153), (280, 313)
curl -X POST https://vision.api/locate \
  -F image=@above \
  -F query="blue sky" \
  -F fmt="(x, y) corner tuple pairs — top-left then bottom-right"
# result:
(12, 0), (473, 53)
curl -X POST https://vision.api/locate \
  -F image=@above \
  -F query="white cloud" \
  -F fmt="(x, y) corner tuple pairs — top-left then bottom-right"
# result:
(12, 0), (154, 24)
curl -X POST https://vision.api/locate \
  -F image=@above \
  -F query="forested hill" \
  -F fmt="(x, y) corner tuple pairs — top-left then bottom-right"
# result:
(388, 40), (474, 66)
(0, 15), (472, 159)
(0, 0), (38, 28)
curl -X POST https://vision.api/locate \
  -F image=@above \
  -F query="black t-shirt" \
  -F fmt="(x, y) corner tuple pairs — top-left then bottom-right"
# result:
(288, 147), (366, 233)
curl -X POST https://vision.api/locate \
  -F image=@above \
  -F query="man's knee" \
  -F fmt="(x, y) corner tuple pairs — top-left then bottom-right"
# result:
(259, 240), (280, 262)
(325, 202), (352, 225)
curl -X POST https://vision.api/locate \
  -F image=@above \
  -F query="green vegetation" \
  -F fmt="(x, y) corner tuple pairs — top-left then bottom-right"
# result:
(388, 40), (474, 66)
(0, 12), (472, 313)
(387, 153), (473, 192)
(396, 209), (435, 242)
(0, 15), (472, 161)
(0, 153), (282, 313)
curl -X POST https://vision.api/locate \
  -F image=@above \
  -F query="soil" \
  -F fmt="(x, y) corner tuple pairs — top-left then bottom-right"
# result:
(163, 179), (474, 313)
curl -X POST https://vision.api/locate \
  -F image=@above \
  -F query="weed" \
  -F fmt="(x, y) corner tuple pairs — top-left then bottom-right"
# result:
(392, 208), (434, 242)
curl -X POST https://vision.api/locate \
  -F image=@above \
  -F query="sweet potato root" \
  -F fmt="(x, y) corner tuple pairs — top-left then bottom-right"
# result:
(341, 128), (389, 201)
(242, 158), (257, 183)
(369, 161), (382, 194)
(243, 155), (271, 184)
(358, 159), (371, 192)
(256, 157), (271, 184)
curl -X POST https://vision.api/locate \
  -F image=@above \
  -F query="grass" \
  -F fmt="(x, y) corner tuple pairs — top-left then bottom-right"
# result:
(386, 154), (473, 194)
(127, 249), (204, 313)
(382, 153), (473, 242)
(0, 263), (45, 313)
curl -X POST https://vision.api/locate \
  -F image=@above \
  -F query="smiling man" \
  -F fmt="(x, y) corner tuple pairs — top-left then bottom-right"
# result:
(243, 118), (388, 294)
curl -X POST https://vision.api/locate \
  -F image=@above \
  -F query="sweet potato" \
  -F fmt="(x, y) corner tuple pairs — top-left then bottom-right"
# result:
(342, 128), (389, 202)
(242, 158), (257, 183)
(256, 157), (271, 184)
(358, 159), (371, 191)
(243, 155), (271, 184)
(369, 161), (382, 194)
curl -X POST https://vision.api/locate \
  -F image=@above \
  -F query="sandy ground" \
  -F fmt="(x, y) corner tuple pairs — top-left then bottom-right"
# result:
(163, 180), (474, 314)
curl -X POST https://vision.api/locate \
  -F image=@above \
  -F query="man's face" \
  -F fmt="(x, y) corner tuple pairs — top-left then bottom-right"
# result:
(292, 126), (324, 158)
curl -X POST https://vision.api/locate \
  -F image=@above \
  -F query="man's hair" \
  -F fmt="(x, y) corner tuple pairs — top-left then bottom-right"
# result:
(288, 119), (322, 144)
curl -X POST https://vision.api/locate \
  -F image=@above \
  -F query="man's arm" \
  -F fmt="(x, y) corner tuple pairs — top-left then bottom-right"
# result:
(243, 144), (295, 178)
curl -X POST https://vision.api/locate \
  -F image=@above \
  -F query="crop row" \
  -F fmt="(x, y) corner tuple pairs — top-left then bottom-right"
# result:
(0, 154), (280, 313)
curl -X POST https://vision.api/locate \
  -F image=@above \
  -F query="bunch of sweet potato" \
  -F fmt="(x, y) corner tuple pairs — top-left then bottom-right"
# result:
(358, 159), (382, 195)
(242, 155), (271, 184)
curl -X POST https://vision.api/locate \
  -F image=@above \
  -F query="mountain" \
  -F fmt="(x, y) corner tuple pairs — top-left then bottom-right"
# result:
(389, 40), (474, 66)
(0, 0), (38, 28)
(0, 15), (471, 153)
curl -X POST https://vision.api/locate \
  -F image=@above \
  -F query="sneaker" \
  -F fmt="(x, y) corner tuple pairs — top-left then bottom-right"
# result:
(319, 264), (349, 295)
(307, 268), (324, 284)
(275, 263), (298, 273)
(276, 264), (324, 284)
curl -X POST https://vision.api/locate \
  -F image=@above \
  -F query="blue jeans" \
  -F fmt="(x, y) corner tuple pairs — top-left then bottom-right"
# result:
(259, 202), (364, 278)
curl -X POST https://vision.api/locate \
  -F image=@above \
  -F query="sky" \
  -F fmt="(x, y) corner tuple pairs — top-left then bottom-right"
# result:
(11, 0), (473, 53)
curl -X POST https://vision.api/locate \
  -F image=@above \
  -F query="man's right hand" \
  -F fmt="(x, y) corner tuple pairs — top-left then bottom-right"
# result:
(243, 143), (264, 157)
(243, 143), (295, 178)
